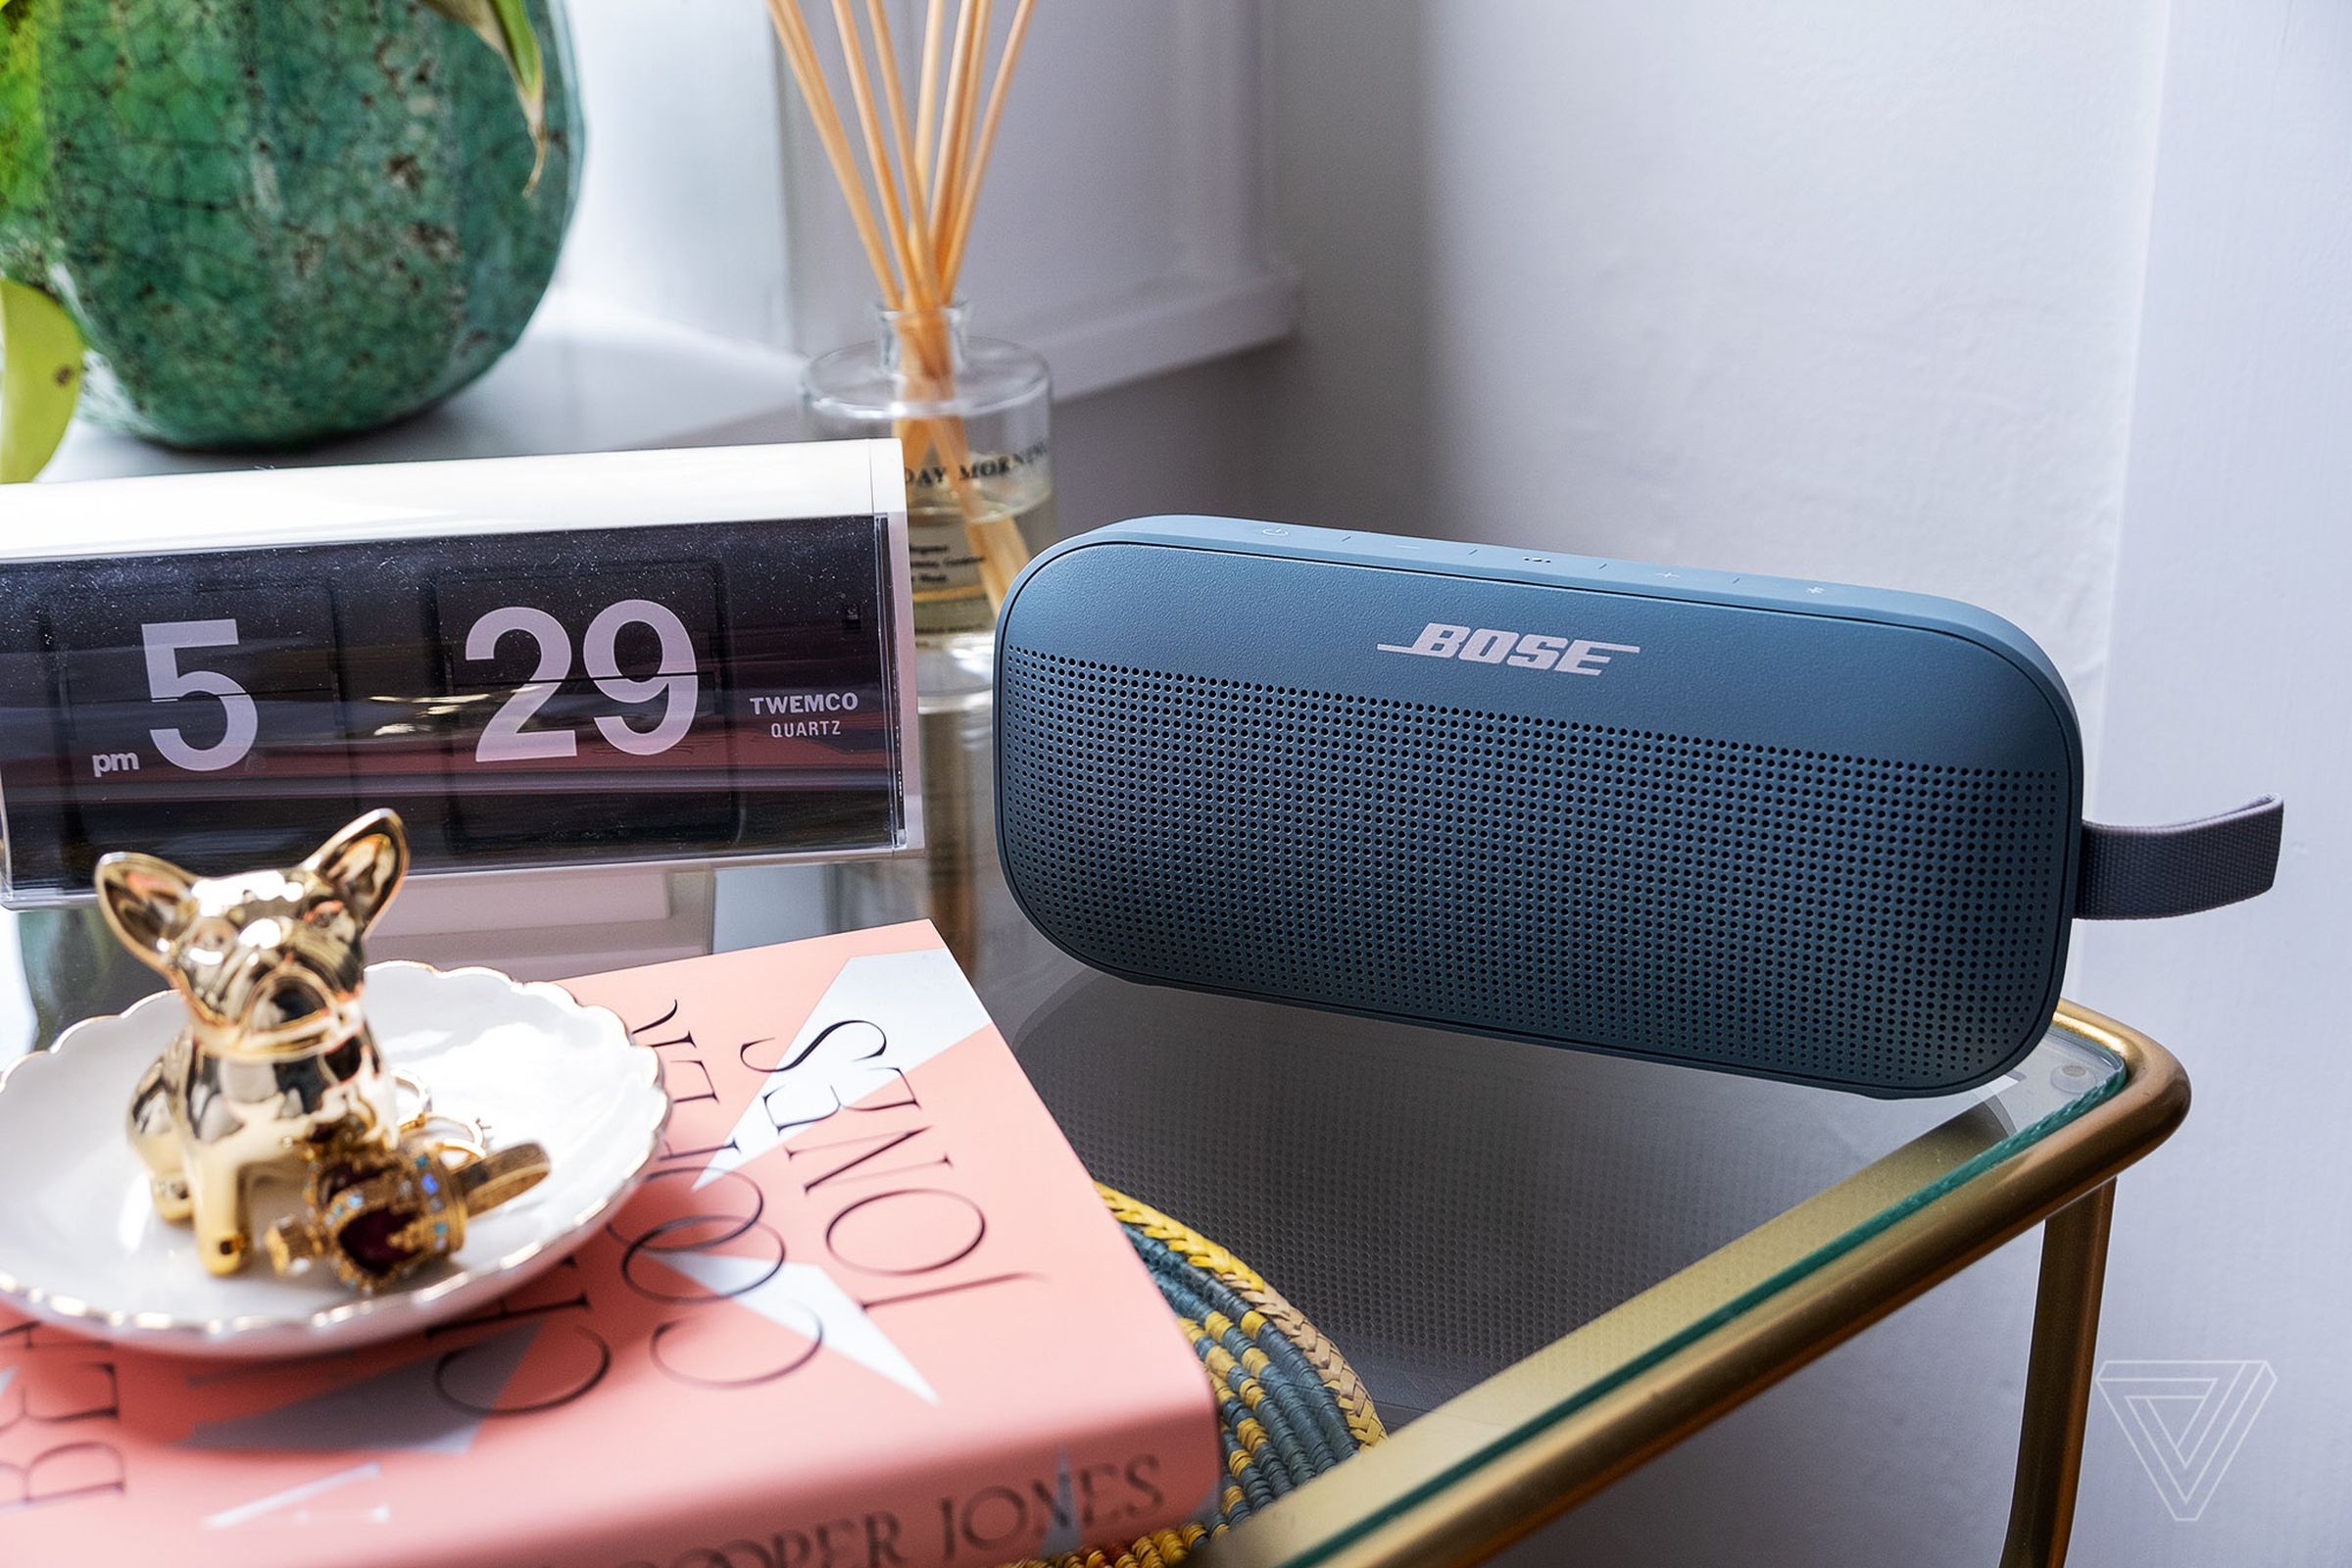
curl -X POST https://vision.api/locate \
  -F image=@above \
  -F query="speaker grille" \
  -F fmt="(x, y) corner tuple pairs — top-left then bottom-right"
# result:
(999, 650), (2071, 1092)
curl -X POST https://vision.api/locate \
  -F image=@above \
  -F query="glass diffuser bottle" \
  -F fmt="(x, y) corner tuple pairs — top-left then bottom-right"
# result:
(804, 303), (1054, 702)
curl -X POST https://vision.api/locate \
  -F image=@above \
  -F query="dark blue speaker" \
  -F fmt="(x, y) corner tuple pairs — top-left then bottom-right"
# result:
(993, 518), (2280, 1096)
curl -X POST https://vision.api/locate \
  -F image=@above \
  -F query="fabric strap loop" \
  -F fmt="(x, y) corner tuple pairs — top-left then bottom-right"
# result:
(2076, 796), (2284, 920)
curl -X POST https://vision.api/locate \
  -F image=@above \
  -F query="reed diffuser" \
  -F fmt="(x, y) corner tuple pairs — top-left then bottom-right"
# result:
(770, 0), (1054, 694)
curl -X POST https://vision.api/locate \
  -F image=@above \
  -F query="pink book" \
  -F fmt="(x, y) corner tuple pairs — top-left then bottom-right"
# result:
(0, 922), (1222, 1566)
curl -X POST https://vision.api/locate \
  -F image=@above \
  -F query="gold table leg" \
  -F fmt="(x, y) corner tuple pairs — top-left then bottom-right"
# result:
(1999, 1182), (2117, 1568)
(1199, 1009), (2181, 1568)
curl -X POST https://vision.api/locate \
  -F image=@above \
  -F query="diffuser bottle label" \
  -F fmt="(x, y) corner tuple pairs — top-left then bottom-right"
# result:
(905, 440), (1055, 639)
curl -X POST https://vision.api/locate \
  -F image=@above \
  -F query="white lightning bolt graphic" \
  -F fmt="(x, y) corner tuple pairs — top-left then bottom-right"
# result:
(659, 1250), (940, 1404)
(202, 1461), (384, 1530)
(693, 949), (992, 1191)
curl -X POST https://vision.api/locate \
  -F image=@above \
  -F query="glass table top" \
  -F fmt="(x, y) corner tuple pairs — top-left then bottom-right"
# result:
(0, 694), (2132, 1564)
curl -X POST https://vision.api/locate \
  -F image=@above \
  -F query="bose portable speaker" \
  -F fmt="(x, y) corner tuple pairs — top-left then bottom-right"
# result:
(994, 518), (2282, 1097)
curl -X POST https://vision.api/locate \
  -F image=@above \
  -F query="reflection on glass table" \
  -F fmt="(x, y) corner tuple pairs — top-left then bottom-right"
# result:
(0, 690), (2183, 1568)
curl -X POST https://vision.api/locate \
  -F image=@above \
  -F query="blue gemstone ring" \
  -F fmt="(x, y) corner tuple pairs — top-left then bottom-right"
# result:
(266, 1131), (552, 1295)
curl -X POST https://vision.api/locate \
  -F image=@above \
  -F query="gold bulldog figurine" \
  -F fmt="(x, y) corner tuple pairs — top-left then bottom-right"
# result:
(98, 809), (411, 1277)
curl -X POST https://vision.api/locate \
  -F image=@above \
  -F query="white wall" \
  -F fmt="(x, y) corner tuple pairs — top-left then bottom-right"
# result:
(2065, 1), (2352, 1562)
(1053, 2), (2344, 1563)
(1242, 0), (2170, 769)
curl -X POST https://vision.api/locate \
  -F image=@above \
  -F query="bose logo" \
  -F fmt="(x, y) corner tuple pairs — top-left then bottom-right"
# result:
(1375, 622), (1642, 675)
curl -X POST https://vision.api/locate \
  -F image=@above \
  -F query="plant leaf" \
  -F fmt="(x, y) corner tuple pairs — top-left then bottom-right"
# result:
(0, 278), (82, 484)
(420, 0), (548, 192)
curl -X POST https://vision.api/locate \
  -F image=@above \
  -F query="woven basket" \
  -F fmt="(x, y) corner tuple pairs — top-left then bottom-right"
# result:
(1004, 1187), (1388, 1568)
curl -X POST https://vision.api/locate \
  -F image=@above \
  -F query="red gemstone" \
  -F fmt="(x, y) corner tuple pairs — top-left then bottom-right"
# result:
(338, 1208), (420, 1278)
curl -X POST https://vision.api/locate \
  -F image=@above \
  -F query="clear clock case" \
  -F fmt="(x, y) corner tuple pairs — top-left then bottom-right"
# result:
(0, 443), (918, 906)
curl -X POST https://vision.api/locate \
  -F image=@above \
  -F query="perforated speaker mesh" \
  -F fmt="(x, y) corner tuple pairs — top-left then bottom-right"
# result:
(999, 650), (2072, 1093)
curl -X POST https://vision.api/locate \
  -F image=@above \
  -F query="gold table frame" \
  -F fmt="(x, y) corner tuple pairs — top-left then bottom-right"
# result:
(1203, 1001), (2185, 1568)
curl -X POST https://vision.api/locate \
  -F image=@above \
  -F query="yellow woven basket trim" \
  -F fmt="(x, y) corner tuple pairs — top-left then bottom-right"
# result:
(1013, 1189), (1388, 1568)
(1095, 1184), (1272, 1294)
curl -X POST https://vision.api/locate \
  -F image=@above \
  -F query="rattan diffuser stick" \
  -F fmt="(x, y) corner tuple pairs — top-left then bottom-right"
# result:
(765, 0), (1040, 607)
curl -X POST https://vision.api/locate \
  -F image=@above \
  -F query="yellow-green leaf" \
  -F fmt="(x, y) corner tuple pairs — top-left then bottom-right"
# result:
(0, 279), (83, 484)
(421, 0), (548, 192)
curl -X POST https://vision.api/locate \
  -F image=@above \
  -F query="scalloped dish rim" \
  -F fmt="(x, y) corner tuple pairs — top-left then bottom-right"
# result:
(0, 960), (670, 1352)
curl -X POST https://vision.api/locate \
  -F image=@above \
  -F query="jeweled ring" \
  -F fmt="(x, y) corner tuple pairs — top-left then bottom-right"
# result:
(266, 1130), (552, 1294)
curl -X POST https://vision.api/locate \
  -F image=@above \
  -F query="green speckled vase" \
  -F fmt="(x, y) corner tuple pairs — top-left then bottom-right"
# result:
(0, 0), (580, 450)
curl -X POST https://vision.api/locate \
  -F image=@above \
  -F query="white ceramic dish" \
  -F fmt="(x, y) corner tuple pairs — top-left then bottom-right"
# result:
(0, 962), (668, 1358)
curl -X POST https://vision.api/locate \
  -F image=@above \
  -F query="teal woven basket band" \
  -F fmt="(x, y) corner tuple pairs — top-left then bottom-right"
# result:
(1010, 1188), (1386, 1568)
